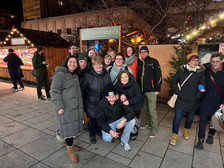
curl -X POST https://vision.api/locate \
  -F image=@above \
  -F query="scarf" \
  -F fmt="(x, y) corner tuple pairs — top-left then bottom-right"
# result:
(125, 54), (136, 65)
(185, 64), (200, 72)
(211, 65), (223, 73)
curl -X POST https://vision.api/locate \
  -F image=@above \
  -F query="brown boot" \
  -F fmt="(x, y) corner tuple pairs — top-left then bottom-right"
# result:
(73, 145), (81, 151)
(66, 145), (79, 163)
(183, 128), (190, 140)
(170, 134), (178, 146)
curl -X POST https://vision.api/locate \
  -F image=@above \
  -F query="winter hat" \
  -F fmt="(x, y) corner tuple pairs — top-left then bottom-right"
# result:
(140, 46), (149, 53)
(78, 53), (87, 62)
(186, 53), (200, 62)
(104, 54), (112, 60)
(104, 84), (117, 97)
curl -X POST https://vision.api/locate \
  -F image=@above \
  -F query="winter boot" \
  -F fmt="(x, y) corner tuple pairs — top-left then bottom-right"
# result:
(196, 139), (204, 149)
(183, 128), (190, 140)
(66, 146), (79, 163)
(170, 134), (178, 146)
(206, 135), (214, 144)
(73, 145), (81, 151)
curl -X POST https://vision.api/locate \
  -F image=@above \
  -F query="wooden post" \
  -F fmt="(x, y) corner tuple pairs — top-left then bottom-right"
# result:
(79, 29), (83, 53)
(118, 25), (121, 52)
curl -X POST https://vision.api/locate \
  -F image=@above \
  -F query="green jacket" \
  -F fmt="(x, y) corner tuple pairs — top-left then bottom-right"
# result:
(32, 51), (48, 77)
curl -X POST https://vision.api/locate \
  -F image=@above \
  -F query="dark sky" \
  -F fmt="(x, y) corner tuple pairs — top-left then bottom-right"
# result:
(0, 0), (23, 14)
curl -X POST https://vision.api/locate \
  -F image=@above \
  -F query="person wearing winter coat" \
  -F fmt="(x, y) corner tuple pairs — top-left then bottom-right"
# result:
(97, 85), (135, 151)
(81, 56), (112, 144)
(196, 52), (224, 149)
(109, 53), (133, 85)
(137, 46), (162, 138)
(51, 56), (83, 164)
(170, 53), (206, 146)
(125, 46), (138, 80)
(32, 47), (50, 100)
(115, 70), (143, 140)
(3, 48), (24, 91)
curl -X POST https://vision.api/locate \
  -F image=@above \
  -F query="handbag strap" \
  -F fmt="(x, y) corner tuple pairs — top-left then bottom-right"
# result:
(209, 71), (224, 95)
(180, 73), (193, 88)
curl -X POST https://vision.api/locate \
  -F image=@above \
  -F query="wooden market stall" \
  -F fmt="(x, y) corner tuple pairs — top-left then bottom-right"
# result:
(0, 27), (70, 82)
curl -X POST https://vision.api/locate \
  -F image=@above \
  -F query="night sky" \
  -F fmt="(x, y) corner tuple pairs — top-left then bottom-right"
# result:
(0, 0), (23, 14)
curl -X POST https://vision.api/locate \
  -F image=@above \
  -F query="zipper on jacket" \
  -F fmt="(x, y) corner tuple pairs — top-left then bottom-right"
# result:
(141, 60), (145, 92)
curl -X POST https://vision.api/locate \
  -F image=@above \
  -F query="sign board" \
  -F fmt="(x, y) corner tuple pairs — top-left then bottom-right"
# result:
(11, 38), (25, 45)
(81, 26), (119, 40)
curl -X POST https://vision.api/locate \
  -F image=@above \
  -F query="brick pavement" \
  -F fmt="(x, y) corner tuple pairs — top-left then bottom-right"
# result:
(0, 80), (223, 168)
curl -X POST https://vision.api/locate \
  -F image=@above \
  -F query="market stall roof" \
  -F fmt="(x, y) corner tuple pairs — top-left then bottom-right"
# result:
(2, 27), (70, 48)
(0, 31), (9, 43)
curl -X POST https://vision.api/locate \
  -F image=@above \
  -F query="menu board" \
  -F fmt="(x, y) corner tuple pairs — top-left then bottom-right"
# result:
(0, 48), (37, 69)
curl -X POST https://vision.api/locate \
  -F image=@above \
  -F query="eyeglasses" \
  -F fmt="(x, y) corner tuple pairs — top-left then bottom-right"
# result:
(71, 47), (77, 50)
(115, 58), (123, 61)
(191, 59), (199, 62)
(211, 61), (221, 64)
(140, 51), (148, 54)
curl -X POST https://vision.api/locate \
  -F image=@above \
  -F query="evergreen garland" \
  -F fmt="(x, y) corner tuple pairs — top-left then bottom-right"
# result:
(205, 34), (224, 45)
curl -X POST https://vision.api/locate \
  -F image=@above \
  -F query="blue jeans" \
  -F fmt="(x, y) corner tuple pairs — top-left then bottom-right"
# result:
(102, 117), (135, 144)
(172, 109), (195, 134)
(8, 68), (24, 89)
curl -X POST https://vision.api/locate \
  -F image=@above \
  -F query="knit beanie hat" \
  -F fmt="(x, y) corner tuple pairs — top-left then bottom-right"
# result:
(104, 54), (112, 60)
(186, 53), (199, 62)
(78, 53), (87, 62)
(140, 46), (149, 53)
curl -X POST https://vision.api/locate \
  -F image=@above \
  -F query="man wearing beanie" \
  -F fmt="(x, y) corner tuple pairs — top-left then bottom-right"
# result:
(137, 46), (162, 138)
(97, 84), (135, 151)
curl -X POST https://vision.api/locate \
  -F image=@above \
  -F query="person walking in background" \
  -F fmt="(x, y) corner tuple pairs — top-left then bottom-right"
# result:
(196, 52), (224, 149)
(51, 56), (83, 163)
(137, 46), (162, 138)
(125, 46), (138, 80)
(3, 49), (24, 92)
(81, 56), (112, 144)
(170, 53), (206, 146)
(32, 47), (50, 100)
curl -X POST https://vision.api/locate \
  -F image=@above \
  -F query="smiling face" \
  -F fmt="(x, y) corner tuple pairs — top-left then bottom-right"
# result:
(106, 95), (116, 105)
(69, 45), (78, 55)
(127, 47), (133, 57)
(140, 50), (149, 60)
(120, 72), (129, 85)
(93, 63), (103, 72)
(67, 57), (78, 72)
(104, 57), (112, 65)
(109, 51), (116, 60)
(211, 57), (222, 69)
(88, 50), (96, 58)
(188, 58), (199, 68)
(79, 60), (87, 70)
(115, 55), (124, 67)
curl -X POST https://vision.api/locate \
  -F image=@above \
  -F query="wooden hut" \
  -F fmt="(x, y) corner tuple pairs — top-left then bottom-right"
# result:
(0, 27), (70, 82)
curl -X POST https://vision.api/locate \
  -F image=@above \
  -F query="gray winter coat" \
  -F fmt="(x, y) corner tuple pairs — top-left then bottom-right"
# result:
(51, 66), (83, 138)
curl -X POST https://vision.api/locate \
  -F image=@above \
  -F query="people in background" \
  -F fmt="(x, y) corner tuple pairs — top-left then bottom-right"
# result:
(86, 49), (97, 69)
(103, 54), (112, 70)
(170, 53), (206, 146)
(32, 47), (50, 100)
(78, 53), (88, 85)
(3, 49), (24, 92)
(97, 85), (135, 151)
(125, 46), (138, 80)
(109, 53), (133, 85)
(81, 56), (112, 144)
(137, 46), (162, 138)
(115, 70), (143, 140)
(51, 56), (83, 164)
(108, 50), (116, 64)
(61, 44), (79, 65)
(196, 52), (224, 149)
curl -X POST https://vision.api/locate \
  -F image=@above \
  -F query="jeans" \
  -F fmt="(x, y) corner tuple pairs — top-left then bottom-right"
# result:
(8, 68), (24, 89)
(102, 117), (135, 144)
(88, 117), (101, 138)
(36, 76), (50, 98)
(143, 92), (157, 132)
(172, 109), (195, 134)
(198, 115), (216, 139)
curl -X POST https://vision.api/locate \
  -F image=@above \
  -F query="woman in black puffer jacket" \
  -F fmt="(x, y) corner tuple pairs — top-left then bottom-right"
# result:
(81, 56), (112, 144)
(115, 70), (143, 139)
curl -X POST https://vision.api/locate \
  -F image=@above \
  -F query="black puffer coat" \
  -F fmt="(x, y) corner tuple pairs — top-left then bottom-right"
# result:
(115, 77), (143, 111)
(172, 64), (206, 112)
(199, 63), (224, 117)
(81, 67), (112, 118)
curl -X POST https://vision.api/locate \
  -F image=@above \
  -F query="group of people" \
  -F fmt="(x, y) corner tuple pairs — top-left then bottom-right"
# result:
(4, 44), (224, 164)
(49, 44), (162, 163)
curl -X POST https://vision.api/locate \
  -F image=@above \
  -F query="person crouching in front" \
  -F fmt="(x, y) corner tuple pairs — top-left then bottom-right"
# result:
(97, 85), (136, 151)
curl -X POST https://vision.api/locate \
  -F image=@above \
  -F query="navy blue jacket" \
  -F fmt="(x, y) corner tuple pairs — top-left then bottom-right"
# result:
(199, 63), (224, 117)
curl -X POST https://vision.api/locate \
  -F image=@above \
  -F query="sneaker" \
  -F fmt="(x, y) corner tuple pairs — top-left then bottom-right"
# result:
(14, 89), (18, 92)
(140, 124), (149, 129)
(206, 135), (213, 144)
(90, 136), (96, 144)
(149, 131), (157, 138)
(121, 143), (131, 151)
(38, 96), (46, 101)
(196, 139), (204, 149)
(19, 87), (25, 90)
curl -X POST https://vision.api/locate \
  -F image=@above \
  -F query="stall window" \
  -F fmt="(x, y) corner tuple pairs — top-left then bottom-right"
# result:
(67, 28), (71, 35)
(57, 29), (62, 35)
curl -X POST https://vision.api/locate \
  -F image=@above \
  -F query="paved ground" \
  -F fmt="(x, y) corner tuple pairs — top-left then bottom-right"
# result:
(0, 80), (224, 168)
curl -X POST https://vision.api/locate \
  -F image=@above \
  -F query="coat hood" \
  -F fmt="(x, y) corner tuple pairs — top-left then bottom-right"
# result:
(180, 64), (205, 73)
(55, 66), (70, 73)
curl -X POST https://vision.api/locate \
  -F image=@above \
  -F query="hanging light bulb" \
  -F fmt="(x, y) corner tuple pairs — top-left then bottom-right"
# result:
(186, 35), (191, 40)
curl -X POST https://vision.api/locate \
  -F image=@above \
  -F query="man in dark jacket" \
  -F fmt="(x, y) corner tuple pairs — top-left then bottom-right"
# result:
(32, 47), (50, 100)
(61, 44), (79, 65)
(3, 49), (24, 92)
(137, 46), (162, 138)
(97, 86), (135, 151)
(196, 52), (224, 149)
